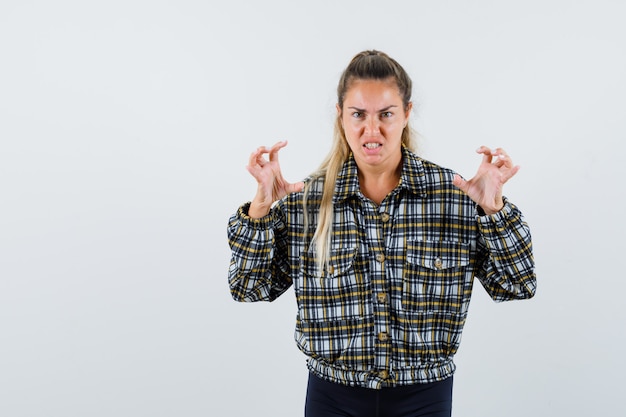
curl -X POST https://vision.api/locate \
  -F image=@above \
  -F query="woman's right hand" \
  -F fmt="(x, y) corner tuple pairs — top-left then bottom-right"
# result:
(246, 141), (304, 218)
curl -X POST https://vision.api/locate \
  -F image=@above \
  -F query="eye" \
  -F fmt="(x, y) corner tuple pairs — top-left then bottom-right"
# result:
(380, 111), (393, 118)
(351, 111), (363, 118)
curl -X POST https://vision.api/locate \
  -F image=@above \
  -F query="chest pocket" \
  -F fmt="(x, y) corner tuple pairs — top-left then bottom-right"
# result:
(402, 240), (470, 313)
(297, 246), (368, 322)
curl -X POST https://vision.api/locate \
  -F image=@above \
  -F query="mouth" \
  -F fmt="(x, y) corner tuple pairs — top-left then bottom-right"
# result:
(364, 143), (381, 149)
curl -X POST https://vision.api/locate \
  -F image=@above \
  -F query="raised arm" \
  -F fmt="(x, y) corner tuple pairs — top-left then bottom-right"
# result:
(454, 146), (536, 301)
(452, 146), (520, 215)
(246, 140), (304, 218)
(227, 141), (304, 302)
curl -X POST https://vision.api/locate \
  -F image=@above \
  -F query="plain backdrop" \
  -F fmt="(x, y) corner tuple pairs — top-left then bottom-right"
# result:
(1, 1), (624, 416)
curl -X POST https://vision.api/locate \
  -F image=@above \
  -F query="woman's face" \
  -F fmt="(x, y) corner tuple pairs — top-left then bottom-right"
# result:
(339, 78), (412, 173)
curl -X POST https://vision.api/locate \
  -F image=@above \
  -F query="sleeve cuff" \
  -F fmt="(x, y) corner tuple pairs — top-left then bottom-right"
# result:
(237, 202), (274, 228)
(476, 197), (514, 225)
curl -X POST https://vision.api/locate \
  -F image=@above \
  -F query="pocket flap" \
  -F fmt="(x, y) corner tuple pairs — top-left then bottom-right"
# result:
(300, 246), (357, 277)
(406, 240), (470, 270)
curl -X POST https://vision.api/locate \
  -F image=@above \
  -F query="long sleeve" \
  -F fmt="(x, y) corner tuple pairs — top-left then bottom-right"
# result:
(475, 199), (537, 302)
(227, 202), (293, 302)
(225, 150), (539, 389)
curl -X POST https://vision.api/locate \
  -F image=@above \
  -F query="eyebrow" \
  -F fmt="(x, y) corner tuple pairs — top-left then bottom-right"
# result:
(347, 105), (399, 113)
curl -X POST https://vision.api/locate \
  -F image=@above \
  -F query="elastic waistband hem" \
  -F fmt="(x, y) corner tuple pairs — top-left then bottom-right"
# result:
(306, 358), (456, 390)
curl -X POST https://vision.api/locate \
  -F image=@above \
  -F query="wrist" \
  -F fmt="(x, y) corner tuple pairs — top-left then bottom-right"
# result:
(478, 200), (505, 216)
(248, 201), (271, 219)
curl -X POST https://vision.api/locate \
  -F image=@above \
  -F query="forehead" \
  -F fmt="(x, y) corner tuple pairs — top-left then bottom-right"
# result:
(343, 78), (403, 108)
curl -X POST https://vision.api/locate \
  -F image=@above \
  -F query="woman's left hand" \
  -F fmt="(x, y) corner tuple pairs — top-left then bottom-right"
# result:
(453, 146), (520, 215)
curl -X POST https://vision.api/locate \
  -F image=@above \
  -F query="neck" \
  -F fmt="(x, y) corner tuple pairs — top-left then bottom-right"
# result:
(357, 163), (402, 205)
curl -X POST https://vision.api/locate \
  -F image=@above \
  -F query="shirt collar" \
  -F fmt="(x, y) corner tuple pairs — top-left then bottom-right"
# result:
(332, 146), (427, 203)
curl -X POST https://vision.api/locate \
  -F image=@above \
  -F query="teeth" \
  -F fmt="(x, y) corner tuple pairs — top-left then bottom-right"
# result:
(365, 143), (380, 149)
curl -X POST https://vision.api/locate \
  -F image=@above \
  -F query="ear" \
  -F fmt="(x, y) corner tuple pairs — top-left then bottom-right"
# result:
(336, 103), (344, 128)
(405, 101), (413, 120)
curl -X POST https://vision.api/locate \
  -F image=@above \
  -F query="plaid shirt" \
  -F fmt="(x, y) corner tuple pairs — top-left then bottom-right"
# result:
(228, 147), (536, 389)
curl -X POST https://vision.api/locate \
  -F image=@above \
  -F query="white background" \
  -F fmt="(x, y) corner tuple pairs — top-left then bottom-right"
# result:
(1, 1), (624, 416)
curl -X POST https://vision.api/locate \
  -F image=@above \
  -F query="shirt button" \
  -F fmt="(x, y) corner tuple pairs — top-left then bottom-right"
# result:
(377, 332), (390, 342)
(376, 292), (388, 304)
(434, 257), (443, 269)
(375, 253), (385, 263)
(381, 212), (390, 222)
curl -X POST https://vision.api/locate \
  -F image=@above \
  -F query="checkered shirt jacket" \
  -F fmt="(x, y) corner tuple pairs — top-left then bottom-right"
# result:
(227, 146), (536, 389)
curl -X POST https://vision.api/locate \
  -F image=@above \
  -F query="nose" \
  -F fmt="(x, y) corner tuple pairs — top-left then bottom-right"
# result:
(365, 115), (380, 135)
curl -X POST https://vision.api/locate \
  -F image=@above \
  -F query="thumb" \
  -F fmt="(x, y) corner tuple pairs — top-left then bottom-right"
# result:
(453, 174), (468, 193)
(287, 181), (305, 194)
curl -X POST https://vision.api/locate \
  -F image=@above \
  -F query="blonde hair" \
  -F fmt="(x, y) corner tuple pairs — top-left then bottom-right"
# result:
(303, 50), (417, 271)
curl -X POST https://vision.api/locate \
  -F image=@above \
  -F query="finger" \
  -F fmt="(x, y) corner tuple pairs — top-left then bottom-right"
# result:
(476, 146), (493, 164)
(250, 146), (267, 158)
(268, 140), (288, 161)
(495, 151), (515, 169)
(492, 147), (505, 160)
(487, 147), (514, 169)
(252, 153), (266, 168)
(246, 158), (264, 173)
(249, 146), (270, 169)
(493, 147), (508, 157)
(499, 155), (513, 168)
(286, 181), (305, 194)
(245, 164), (263, 180)
(452, 174), (468, 193)
(270, 140), (287, 150)
(248, 150), (260, 167)
(494, 155), (510, 169)
(501, 165), (521, 183)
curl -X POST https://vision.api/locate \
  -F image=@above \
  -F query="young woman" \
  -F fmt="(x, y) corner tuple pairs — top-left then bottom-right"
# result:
(227, 50), (536, 417)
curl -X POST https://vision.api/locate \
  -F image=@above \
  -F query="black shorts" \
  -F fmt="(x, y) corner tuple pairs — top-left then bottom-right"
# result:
(305, 373), (453, 417)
